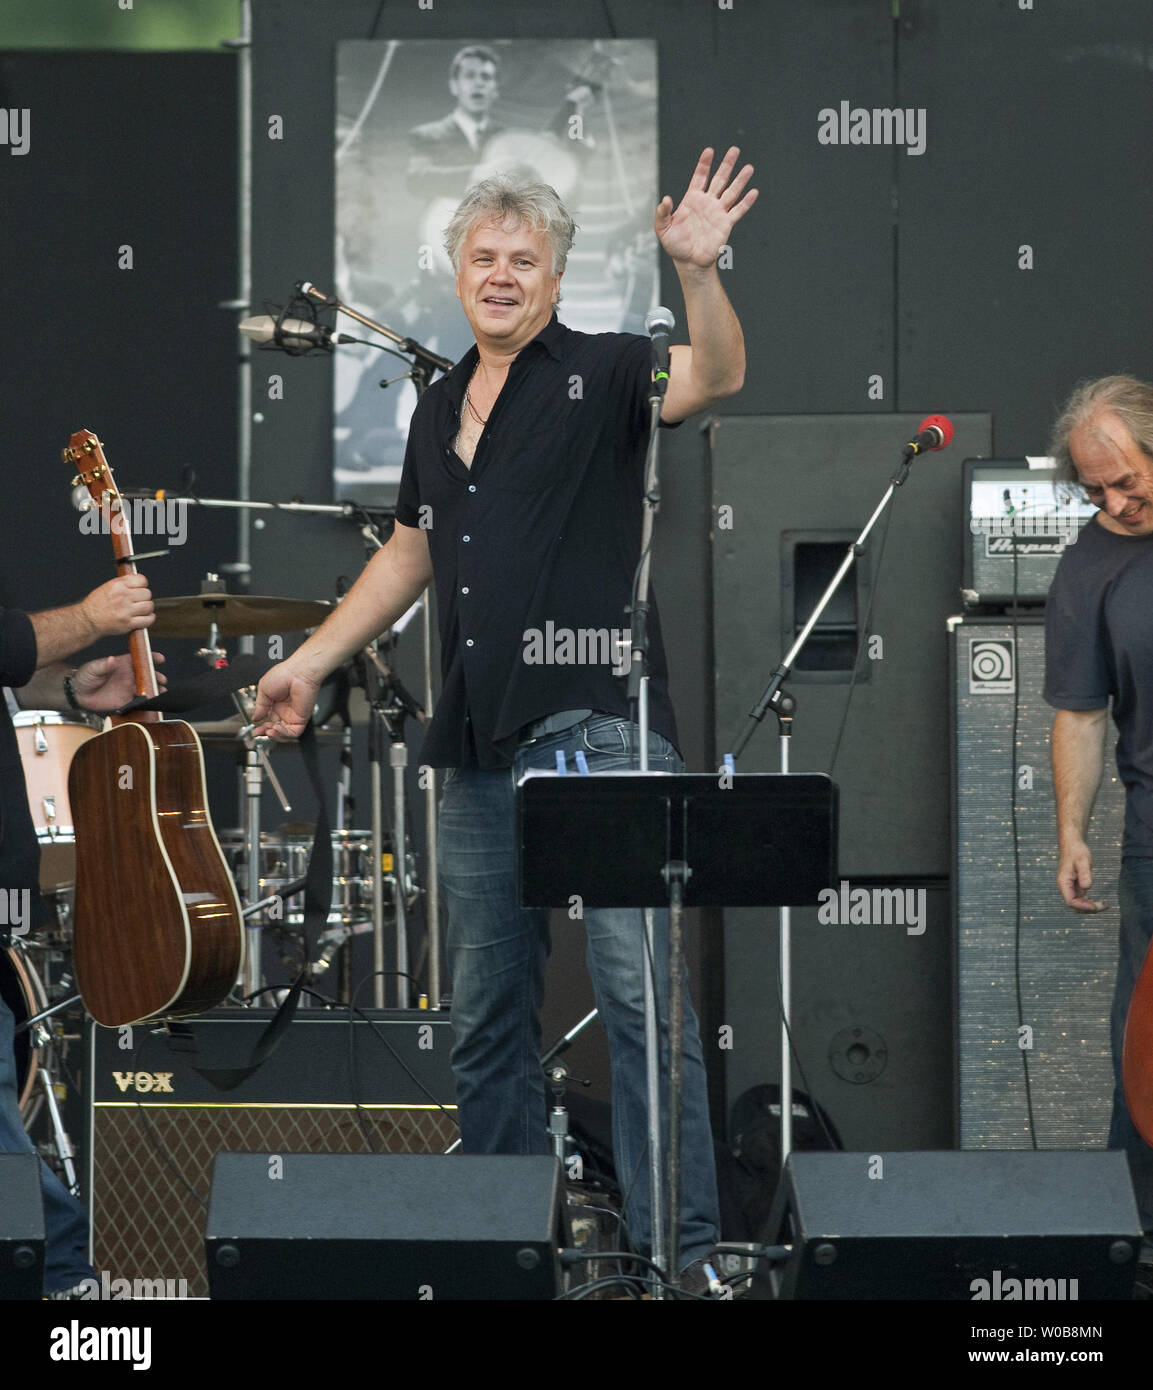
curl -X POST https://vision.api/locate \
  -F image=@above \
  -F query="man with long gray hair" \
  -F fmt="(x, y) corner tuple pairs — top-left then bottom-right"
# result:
(1044, 374), (1153, 1241)
(254, 147), (757, 1289)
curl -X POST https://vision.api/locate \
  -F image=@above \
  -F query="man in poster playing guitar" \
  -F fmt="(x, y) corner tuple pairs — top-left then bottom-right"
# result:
(254, 146), (757, 1288)
(1, 572), (158, 1297)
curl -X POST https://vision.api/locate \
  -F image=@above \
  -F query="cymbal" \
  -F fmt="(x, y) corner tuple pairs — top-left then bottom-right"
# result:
(152, 594), (332, 638)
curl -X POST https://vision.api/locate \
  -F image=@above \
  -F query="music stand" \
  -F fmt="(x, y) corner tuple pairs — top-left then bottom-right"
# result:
(517, 769), (836, 1293)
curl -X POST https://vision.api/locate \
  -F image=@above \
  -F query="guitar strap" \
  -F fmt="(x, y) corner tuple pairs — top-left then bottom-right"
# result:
(188, 719), (332, 1090)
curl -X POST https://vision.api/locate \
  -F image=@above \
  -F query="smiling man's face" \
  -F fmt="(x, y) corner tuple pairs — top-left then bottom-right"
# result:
(455, 218), (561, 354)
(1071, 409), (1153, 537)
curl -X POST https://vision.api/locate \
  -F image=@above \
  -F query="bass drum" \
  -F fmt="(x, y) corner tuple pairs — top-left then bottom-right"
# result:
(0, 944), (48, 1116)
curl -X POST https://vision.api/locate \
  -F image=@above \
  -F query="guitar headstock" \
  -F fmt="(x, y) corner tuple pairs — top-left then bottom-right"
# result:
(63, 428), (119, 509)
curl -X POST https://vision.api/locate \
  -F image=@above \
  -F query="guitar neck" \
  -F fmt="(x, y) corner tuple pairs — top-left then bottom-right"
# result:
(64, 429), (161, 723)
(129, 608), (159, 701)
(117, 546), (160, 723)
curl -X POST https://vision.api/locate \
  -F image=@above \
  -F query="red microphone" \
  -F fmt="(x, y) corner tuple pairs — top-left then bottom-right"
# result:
(904, 413), (954, 456)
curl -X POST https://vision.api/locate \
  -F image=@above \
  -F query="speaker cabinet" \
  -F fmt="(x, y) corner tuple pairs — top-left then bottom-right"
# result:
(756, 1150), (1141, 1299)
(711, 411), (992, 878)
(0, 1154), (43, 1298)
(87, 1009), (458, 1298)
(952, 619), (1126, 1149)
(206, 1153), (564, 1299)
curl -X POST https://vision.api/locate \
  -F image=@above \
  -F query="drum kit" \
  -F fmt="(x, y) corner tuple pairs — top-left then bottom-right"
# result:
(9, 578), (427, 1125)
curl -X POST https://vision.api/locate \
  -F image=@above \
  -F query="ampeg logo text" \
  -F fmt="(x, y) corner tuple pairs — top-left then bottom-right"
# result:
(969, 638), (1015, 695)
(985, 535), (1070, 557)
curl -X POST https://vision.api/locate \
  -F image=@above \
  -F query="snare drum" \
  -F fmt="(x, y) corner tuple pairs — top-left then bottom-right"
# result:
(13, 710), (99, 890)
(0, 944), (48, 1115)
(219, 828), (382, 925)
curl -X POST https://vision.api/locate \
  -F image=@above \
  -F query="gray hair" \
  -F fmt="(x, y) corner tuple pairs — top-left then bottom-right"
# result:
(443, 176), (577, 277)
(1050, 374), (1153, 485)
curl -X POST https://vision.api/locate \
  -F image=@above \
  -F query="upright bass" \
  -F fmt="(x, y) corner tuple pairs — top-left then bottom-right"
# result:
(63, 429), (243, 1027)
(1124, 944), (1153, 1147)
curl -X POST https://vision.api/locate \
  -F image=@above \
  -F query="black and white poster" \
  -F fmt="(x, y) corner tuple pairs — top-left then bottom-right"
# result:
(333, 37), (659, 501)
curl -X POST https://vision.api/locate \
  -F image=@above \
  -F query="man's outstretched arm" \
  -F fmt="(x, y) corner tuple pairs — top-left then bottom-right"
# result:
(655, 145), (758, 424)
(252, 521), (433, 739)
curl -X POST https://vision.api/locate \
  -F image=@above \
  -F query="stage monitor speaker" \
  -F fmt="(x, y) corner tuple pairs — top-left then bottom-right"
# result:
(0, 1154), (44, 1298)
(952, 619), (1126, 1150)
(206, 1153), (564, 1300)
(88, 1009), (458, 1299)
(755, 1150), (1142, 1300)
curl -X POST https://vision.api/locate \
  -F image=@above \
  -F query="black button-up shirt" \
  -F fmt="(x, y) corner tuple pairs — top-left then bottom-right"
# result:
(395, 315), (678, 769)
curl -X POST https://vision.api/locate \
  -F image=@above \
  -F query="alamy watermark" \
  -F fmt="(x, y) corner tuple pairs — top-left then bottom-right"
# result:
(817, 880), (926, 935)
(63, 1269), (189, 1300)
(49, 1322), (151, 1370)
(522, 622), (632, 676)
(1, 108), (30, 156)
(79, 495), (188, 546)
(1, 888), (31, 938)
(970, 1269), (1079, 1301)
(818, 101), (926, 156)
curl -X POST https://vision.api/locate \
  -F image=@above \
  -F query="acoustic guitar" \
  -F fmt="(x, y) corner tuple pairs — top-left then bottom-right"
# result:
(63, 429), (244, 1026)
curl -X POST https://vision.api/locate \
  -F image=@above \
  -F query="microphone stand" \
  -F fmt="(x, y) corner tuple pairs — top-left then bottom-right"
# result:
(299, 279), (449, 1009)
(115, 492), (393, 523)
(626, 378), (676, 1293)
(363, 642), (425, 1008)
(728, 443), (923, 1168)
(298, 281), (453, 396)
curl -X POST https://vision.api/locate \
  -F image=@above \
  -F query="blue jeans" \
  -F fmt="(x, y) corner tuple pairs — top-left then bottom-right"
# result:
(0, 986), (95, 1293)
(437, 713), (720, 1267)
(1113, 859), (1153, 1231)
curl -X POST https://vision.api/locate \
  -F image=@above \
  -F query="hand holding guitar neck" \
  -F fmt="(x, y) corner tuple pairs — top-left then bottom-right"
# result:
(72, 651), (166, 713)
(80, 573), (155, 636)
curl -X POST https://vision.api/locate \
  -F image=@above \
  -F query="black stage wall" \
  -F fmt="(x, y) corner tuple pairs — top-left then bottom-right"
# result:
(0, 51), (238, 625)
(5, 2), (1153, 1150)
(245, 0), (1153, 1145)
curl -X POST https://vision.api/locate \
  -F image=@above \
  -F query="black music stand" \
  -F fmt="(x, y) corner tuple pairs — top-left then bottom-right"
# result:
(516, 769), (837, 1293)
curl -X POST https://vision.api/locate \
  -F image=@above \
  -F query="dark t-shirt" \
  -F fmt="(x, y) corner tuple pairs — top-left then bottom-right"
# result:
(0, 608), (43, 936)
(1043, 515), (1153, 856)
(395, 315), (679, 769)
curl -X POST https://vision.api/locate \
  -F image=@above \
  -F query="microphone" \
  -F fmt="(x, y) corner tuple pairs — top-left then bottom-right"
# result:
(238, 315), (358, 350)
(645, 306), (675, 399)
(903, 413), (954, 457)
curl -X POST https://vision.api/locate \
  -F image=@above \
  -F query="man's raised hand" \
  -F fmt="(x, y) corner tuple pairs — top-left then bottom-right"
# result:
(654, 146), (758, 270)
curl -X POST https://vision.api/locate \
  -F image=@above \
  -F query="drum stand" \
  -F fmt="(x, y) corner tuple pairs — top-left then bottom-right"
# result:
(13, 996), (84, 1199)
(32, 1034), (81, 1197)
(234, 691), (293, 1001)
(363, 641), (424, 1008)
(542, 1012), (597, 1167)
